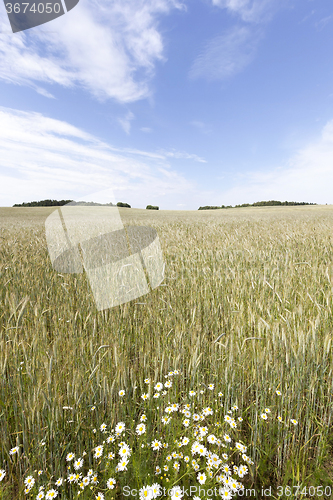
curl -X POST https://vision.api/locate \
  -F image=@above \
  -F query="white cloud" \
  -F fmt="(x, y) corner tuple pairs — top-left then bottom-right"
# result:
(211, 0), (281, 24)
(218, 119), (333, 205)
(190, 120), (212, 134)
(158, 149), (207, 163)
(35, 86), (56, 99)
(2, 108), (332, 211)
(0, 0), (185, 103)
(140, 127), (153, 133)
(0, 106), (208, 209)
(119, 111), (135, 134)
(189, 25), (263, 81)
(315, 15), (333, 31)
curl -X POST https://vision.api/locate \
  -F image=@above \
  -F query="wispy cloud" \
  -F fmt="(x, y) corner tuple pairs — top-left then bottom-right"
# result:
(0, 106), (207, 208)
(34, 86), (56, 99)
(118, 111), (135, 134)
(189, 25), (263, 81)
(158, 149), (207, 163)
(218, 119), (333, 205)
(211, 0), (282, 24)
(190, 120), (212, 134)
(315, 15), (333, 31)
(140, 127), (153, 133)
(0, 0), (185, 103)
(299, 9), (316, 25)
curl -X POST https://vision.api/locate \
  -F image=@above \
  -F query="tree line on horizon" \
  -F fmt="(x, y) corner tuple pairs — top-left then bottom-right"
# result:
(12, 199), (319, 210)
(12, 200), (159, 209)
(198, 200), (318, 210)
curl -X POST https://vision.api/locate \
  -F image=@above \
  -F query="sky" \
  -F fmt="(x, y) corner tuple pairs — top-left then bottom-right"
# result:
(0, 0), (333, 210)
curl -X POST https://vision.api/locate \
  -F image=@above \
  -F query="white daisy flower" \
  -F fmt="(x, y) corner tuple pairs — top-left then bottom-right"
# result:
(74, 458), (84, 470)
(82, 476), (90, 486)
(91, 473), (98, 484)
(207, 434), (217, 444)
(24, 476), (35, 488)
(202, 407), (213, 416)
(116, 459), (129, 472)
(151, 483), (162, 498)
(94, 445), (104, 458)
(151, 439), (162, 451)
(45, 490), (58, 499)
(170, 486), (183, 499)
(119, 444), (131, 458)
(222, 464), (231, 475)
(197, 472), (206, 484)
(136, 423), (146, 435)
(107, 477), (116, 489)
(139, 486), (153, 499)
(115, 422), (125, 434)
(220, 486), (232, 500)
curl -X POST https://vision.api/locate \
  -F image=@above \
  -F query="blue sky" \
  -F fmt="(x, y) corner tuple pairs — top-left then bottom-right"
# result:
(0, 0), (333, 209)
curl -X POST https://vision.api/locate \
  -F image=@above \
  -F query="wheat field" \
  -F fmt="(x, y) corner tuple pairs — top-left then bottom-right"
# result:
(1, 205), (333, 499)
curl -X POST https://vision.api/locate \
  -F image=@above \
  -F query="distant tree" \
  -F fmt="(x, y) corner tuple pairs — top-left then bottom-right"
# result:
(70, 201), (115, 206)
(146, 205), (159, 210)
(198, 206), (222, 210)
(13, 200), (119, 207)
(199, 200), (317, 210)
(13, 199), (73, 207)
(116, 202), (131, 208)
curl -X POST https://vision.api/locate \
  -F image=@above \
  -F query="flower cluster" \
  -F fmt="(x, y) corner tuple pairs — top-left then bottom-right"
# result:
(0, 370), (299, 499)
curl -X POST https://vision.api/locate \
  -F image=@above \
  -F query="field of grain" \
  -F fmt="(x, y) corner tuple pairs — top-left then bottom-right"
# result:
(1, 205), (333, 499)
